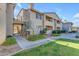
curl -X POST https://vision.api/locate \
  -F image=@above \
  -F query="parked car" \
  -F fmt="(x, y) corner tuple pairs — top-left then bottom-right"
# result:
(75, 32), (79, 38)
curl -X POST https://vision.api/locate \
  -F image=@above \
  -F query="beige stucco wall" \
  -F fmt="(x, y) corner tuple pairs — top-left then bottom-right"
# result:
(0, 4), (6, 44)
(0, 3), (15, 44)
(43, 14), (46, 28)
(6, 4), (14, 36)
(29, 10), (43, 34)
(18, 9), (44, 35)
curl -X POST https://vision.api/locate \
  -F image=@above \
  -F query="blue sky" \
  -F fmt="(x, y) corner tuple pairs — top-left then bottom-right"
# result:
(14, 3), (79, 26)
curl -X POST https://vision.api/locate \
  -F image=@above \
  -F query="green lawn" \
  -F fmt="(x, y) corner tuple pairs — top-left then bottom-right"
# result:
(27, 34), (46, 41)
(14, 39), (79, 56)
(52, 34), (60, 36)
(2, 37), (16, 46)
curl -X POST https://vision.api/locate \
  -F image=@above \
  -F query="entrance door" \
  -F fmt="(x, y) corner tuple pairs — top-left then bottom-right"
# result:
(13, 24), (22, 35)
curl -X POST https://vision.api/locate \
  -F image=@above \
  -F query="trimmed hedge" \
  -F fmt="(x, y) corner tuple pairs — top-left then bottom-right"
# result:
(52, 30), (66, 34)
(61, 30), (66, 33)
(52, 30), (61, 34)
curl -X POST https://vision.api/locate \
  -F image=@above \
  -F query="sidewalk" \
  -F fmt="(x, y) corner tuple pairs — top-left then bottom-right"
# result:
(15, 35), (54, 49)
(15, 33), (78, 49)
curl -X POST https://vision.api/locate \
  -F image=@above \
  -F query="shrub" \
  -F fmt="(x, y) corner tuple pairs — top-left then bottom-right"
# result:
(52, 30), (66, 34)
(7, 35), (13, 38)
(27, 34), (46, 41)
(61, 30), (66, 33)
(40, 30), (45, 34)
(52, 30), (61, 34)
(2, 37), (16, 46)
(40, 28), (47, 34)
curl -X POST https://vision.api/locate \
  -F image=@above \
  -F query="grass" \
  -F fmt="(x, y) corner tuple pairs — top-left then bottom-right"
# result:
(52, 34), (60, 36)
(2, 37), (16, 46)
(14, 39), (79, 56)
(27, 34), (46, 41)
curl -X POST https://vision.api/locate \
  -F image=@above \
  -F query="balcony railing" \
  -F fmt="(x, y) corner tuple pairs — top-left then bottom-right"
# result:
(45, 21), (53, 26)
(13, 20), (24, 24)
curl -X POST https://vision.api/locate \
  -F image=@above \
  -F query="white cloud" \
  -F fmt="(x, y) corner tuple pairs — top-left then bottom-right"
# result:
(73, 13), (79, 19)
(71, 13), (79, 26)
(74, 19), (79, 22)
(17, 3), (22, 8)
(72, 13), (79, 22)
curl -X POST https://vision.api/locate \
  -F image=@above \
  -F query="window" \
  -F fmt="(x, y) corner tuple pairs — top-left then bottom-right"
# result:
(36, 13), (43, 19)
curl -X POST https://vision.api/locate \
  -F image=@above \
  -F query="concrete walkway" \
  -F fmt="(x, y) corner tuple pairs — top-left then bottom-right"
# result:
(56, 33), (79, 40)
(15, 33), (79, 49)
(15, 35), (54, 49)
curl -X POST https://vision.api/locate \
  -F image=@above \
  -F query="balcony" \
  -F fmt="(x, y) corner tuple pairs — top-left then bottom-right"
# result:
(56, 23), (61, 27)
(46, 15), (52, 21)
(45, 21), (53, 26)
(13, 20), (24, 24)
(45, 15), (53, 26)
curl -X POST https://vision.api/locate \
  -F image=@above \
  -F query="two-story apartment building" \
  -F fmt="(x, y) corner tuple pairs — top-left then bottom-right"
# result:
(13, 9), (44, 35)
(45, 12), (62, 30)
(13, 4), (62, 36)
(0, 3), (15, 44)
